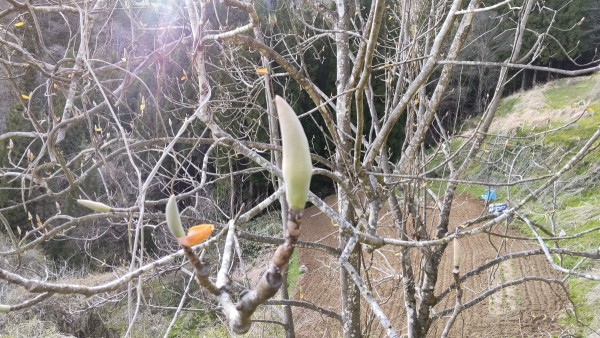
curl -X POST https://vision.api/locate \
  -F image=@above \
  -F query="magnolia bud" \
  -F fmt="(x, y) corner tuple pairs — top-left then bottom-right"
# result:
(166, 195), (185, 238)
(453, 238), (461, 267)
(77, 199), (112, 213)
(275, 96), (312, 210)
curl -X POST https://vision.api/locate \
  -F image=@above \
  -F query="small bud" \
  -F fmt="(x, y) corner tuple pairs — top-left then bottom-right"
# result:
(77, 199), (112, 213)
(453, 238), (461, 268)
(166, 195), (185, 238)
(275, 96), (312, 210)
(177, 223), (214, 247)
(0, 304), (10, 313)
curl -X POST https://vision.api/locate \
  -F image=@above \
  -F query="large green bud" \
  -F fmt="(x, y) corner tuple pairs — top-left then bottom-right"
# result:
(166, 195), (186, 238)
(275, 96), (312, 210)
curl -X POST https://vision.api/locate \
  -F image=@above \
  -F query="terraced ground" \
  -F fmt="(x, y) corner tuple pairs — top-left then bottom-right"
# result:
(292, 195), (567, 337)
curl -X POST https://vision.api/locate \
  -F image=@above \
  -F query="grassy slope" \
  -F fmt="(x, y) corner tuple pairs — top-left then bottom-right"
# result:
(437, 72), (600, 335)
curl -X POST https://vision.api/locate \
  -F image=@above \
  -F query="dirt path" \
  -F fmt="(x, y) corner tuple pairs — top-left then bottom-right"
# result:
(292, 195), (566, 337)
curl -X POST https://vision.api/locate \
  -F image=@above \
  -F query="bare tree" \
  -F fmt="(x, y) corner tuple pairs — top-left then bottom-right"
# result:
(1, 0), (600, 337)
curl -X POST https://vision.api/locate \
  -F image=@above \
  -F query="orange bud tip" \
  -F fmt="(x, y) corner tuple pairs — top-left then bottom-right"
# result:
(177, 224), (214, 247)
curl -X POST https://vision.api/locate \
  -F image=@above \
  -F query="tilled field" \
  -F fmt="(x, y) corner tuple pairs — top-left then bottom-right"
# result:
(292, 195), (567, 337)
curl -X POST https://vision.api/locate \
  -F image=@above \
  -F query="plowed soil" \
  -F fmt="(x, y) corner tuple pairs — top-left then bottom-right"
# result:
(291, 195), (567, 337)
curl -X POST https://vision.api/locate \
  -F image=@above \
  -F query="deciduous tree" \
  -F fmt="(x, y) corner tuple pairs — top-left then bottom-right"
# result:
(1, 0), (600, 337)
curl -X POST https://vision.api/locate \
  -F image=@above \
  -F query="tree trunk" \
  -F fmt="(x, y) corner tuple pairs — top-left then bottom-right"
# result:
(414, 247), (445, 337)
(338, 184), (361, 337)
(333, 0), (361, 333)
(335, 0), (362, 332)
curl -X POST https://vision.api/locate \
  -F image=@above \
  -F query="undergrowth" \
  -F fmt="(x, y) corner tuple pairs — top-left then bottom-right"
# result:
(497, 97), (521, 116)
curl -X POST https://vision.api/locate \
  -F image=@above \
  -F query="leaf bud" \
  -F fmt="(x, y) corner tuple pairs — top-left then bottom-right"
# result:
(453, 237), (461, 267)
(166, 195), (185, 238)
(77, 199), (112, 213)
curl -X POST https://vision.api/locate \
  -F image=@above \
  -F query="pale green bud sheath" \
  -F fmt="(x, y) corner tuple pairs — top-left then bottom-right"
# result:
(166, 195), (186, 238)
(0, 304), (9, 313)
(77, 199), (112, 213)
(275, 96), (313, 210)
(453, 237), (461, 267)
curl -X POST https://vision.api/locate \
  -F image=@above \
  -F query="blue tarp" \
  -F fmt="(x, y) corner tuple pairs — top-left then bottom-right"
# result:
(481, 189), (496, 202)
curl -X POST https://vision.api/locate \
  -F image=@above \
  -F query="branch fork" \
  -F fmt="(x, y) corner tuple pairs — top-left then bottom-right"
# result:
(164, 95), (312, 333)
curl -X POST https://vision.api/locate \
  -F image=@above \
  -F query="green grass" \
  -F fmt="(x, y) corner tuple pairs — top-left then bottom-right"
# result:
(242, 212), (281, 259)
(588, 101), (600, 114)
(456, 183), (487, 200)
(561, 220), (600, 252)
(287, 251), (300, 294)
(544, 78), (595, 109)
(169, 311), (221, 337)
(561, 188), (600, 210)
(497, 97), (521, 116)
(560, 277), (599, 335)
(544, 102), (600, 171)
(545, 107), (600, 143)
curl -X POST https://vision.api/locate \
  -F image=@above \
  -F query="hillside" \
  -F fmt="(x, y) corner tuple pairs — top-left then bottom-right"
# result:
(293, 72), (600, 337)
(437, 72), (600, 335)
(481, 72), (600, 336)
(492, 74), (600, 133)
